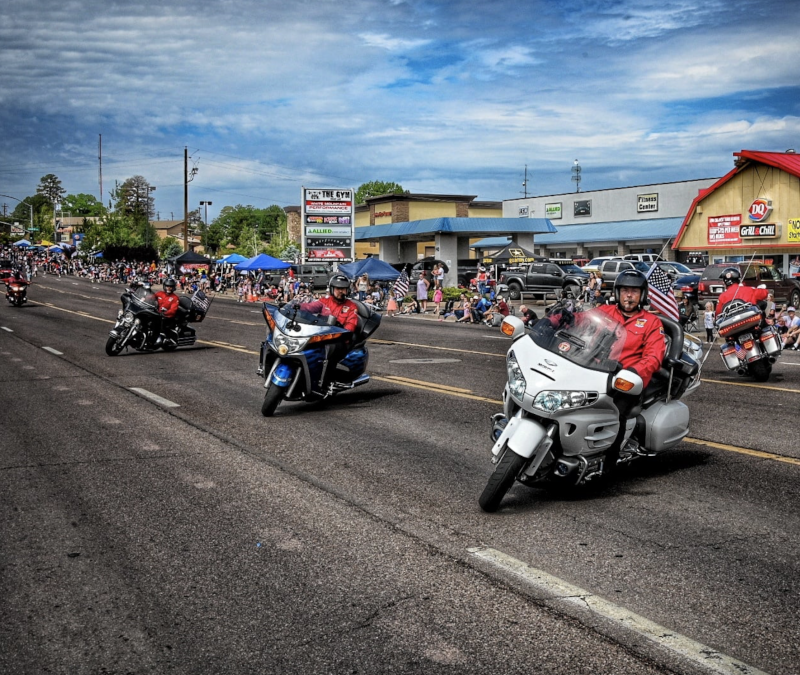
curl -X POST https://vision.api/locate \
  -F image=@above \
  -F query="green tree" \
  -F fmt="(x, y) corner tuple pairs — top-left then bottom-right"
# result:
(36, 174), (66, 207)
(202, 221), (225, 254)
(159, 237), (183, 259)
(115, 176), (155, 221)
(355, 180), (404, 205)
(258, 204), (287, 241)
(215, 204), (262, 245)
(63, 193), (106, 217)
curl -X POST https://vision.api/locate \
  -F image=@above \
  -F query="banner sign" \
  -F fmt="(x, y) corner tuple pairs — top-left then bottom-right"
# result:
(637, 193), (658, 213)
(545, 203), (562, 220)
(708, 214), (742, 245)
(301, 187), (355, 263)
(518, 205), (529, 217)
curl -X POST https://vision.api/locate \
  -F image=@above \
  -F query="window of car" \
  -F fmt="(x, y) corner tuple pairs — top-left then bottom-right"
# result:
(545, 264), (563, 275)
(601, 261), (617, 272)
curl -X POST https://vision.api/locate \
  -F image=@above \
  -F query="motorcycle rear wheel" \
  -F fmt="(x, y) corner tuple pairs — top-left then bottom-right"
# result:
(750, 359), (771, 382)
(479, 447), (527, 513)
(261, 381), (285, 417)
(105, 335), (124, 356)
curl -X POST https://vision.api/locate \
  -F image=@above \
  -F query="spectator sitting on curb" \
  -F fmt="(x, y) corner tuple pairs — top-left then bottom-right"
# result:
(782, 307), (800, 349)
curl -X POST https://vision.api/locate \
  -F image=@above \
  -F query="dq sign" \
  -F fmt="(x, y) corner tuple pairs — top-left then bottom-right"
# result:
(748, 198), (773, 222)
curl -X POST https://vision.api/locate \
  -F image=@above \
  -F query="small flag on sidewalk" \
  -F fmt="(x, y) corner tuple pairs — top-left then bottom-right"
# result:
(645, 264), (680, 321)
(393, 267), (410, 299)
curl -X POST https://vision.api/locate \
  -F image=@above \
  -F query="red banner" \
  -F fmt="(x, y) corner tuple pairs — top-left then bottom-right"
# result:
(708, 214), (742, 246)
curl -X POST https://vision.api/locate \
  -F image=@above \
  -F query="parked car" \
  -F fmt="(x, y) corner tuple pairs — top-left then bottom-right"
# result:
(582, 256), (621, 275)
(261, 263), (333, 291)
(623, 253), (665, 263)
(598, 259), (651, 291)
(698, 262), (800, 308)
(408, 257), (482, 287)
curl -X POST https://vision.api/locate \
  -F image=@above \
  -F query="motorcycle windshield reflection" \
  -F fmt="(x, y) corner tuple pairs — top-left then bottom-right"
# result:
(130, 287), (158, 310)
(528, 308), (626, 373)
(278, 304), (335, 327)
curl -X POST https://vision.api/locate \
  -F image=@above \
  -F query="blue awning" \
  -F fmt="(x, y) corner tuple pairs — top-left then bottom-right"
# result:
(355, 217), (556, 241)
(535, 217), (682, 245)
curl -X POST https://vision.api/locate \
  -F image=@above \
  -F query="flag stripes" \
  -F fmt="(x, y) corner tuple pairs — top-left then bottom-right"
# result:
(645, 264), (680, 321)
(393, 267), (410, 299)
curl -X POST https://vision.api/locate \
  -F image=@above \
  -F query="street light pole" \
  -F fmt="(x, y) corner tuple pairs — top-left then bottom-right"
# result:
(199, 201), (212, 226)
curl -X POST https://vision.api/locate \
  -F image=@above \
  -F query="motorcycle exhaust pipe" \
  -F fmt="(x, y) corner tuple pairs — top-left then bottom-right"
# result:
(328, 374), (370, 393)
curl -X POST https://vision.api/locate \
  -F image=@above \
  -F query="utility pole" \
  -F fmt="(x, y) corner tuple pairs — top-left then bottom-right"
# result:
(183, 146), (198, 251)
(98, 134), (103, 203)
(521, 165), (529, 198)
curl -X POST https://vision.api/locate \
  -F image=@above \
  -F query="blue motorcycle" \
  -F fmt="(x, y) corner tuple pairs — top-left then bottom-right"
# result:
(257, 301), (382, 416)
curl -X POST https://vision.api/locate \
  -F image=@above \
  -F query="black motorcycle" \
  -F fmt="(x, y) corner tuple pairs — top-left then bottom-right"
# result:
(105, 285), (210, 356)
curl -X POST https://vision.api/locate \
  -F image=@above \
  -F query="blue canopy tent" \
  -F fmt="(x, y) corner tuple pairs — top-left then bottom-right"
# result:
(12, 239), (31, 247)
(216, 253), (248, 264)
(338, 258), (401, 281)
(234, 254), (291, 272)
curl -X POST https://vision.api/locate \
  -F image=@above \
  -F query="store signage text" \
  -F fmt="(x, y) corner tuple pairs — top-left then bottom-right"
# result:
(302, 187), (355, 262)
(748, 198), (773, 222)
(637, 193), (658, 213)
(374, 211), (392, 218)
(740, 224), (777, 238)
(518, 206), (529, 217)
(545, 203), (562, 219)
(788, 218), (800, 243)
(707, 214), (742, 245)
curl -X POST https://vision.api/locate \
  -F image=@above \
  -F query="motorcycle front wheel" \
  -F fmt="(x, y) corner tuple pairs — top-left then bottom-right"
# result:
(261, 381), (285, 417)
(105, 335), (124, 356)
(479, 447), (527, 513)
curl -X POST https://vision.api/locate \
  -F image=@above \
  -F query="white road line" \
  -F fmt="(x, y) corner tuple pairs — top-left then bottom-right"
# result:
(42, 346), (63, 355)
(467, 546), (769, 675)
(128, 387), (180, 408)
(1, 327), (13, 332)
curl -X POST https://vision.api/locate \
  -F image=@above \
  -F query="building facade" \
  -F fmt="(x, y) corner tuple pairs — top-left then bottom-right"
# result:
(673, 150), (800, 275)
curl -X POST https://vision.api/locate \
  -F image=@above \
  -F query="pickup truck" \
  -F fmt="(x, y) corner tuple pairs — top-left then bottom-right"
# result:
(497, 261), (589, 301)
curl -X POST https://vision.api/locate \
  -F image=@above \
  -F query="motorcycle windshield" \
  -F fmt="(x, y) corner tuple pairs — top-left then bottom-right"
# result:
(528, 308), (626, 374)
(129, 287), (158, 311)
(278, 304), (336, 327)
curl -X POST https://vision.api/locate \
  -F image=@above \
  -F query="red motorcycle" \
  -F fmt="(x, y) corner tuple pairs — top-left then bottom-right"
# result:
(5, 278), (29, 307)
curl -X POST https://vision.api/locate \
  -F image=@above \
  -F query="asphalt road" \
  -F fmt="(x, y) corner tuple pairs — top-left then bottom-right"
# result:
(1, 276), (798, 675)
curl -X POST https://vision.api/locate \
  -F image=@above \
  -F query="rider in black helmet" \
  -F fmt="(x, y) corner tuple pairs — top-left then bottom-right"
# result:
(715, 265), (768, 317)
(721, 266), (741, 287)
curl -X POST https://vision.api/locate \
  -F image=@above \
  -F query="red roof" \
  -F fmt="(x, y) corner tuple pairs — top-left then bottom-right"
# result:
(673, 150), (800, 249)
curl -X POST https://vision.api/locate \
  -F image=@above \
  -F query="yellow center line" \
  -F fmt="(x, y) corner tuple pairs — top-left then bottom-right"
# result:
(372, 375), (502, 404)
(701, 377), (800, 394)
(372, 338), (504, 358)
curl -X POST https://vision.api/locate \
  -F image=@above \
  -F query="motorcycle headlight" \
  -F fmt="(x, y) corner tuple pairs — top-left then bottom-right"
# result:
(272, 330), (310, 356)
(506, 352), (527, 400)
(123, 311), (134, 325)
(533, 390), (598, 412)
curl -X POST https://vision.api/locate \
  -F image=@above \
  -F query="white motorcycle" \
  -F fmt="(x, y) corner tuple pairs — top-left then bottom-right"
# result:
(479, 304), (703, 512)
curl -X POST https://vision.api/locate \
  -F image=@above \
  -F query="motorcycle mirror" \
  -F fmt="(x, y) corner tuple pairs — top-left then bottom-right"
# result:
(612, 369), (644, 396)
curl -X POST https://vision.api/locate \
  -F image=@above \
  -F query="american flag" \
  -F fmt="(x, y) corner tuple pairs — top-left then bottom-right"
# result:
(393, 267), (410, 299)
(645, 264), (680, 321)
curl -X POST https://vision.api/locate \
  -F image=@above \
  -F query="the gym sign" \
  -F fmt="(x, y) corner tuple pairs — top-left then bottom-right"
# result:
(740, 223), (777, 238)
(748, 198), (773, 222)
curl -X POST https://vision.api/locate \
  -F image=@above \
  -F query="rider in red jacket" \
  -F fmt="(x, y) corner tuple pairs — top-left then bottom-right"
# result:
(154, 278), (180, 318)
(300, 274), (359, 332)
(715, 267), (769, 316)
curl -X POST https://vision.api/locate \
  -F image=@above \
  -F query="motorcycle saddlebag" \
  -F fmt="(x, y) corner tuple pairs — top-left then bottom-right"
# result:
(717, 308), (761, 337)
(637, 400), (690, 452)
(760, 327), (781, 355)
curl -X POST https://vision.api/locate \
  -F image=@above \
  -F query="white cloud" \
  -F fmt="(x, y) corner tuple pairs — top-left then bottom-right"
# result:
(359, 32), (432, 51)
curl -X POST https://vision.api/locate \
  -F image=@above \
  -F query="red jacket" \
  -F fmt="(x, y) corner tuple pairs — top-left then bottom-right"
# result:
(715, 284), (769, 316)
(301, 296), (360, 332)
(596, 305), (666, 388)
(154, 291), (180, 318)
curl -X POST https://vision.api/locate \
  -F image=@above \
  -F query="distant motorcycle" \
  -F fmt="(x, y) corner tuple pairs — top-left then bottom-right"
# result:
(105, 284), (210, 356)
(5, 279), (28, 306)
(257, 300), (381, 416)
(716, 300), (781, 382)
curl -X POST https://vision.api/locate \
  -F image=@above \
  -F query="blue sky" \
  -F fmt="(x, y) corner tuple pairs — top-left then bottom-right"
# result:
(0, 0), (798, 222)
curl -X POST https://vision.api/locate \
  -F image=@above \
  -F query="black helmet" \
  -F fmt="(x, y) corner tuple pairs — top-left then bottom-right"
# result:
(328, 273), (350, 291)
(614, 269), (649, 309)
(163, 278), (177, 291)
(721, 267), (741, 287)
